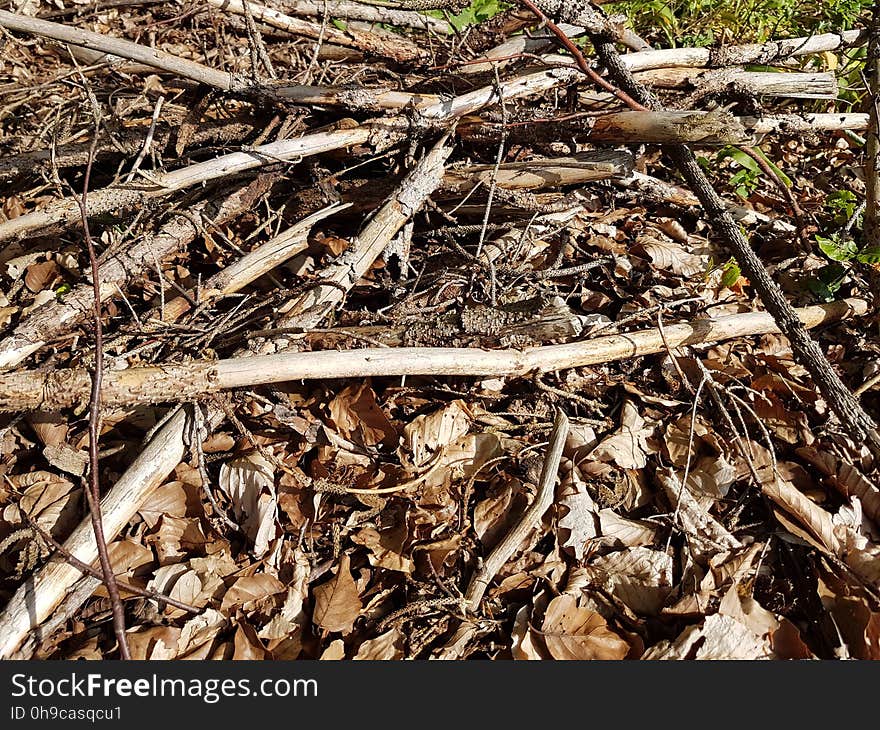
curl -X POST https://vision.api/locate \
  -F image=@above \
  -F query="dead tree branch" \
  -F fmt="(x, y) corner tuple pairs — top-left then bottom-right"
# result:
(0, 299), (864, 412)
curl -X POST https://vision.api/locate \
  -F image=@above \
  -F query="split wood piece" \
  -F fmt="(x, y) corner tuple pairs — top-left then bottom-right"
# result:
(587, 109), (751, 145)
(579, 68), (839, 106)
(589, 112), (870, 145)
(634, 68), (838, 99)
(0, 299), (865, 412)
(0, 125), (370, 244)
(440, 149), (633, 195)
(345, 151), (631, 212)
(619, 28), (866, 72)
(0, 9), (244, 90)
(616, 171), (795, 230)
(273, 0), (453, 33)
(0, 409), (187, 660)
(275, 135), (454, 329)
(204, 0), (427, 64)
(0, 177), (278, 370)
(746, 113), (869, 136)
(152, 202), (349, 325)
(437, 408), (568, 657)
(459, 111), (869, 151)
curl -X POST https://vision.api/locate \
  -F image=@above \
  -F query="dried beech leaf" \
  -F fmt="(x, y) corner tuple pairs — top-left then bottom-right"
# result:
(351, 524), (414, 574)
(401, 400), (471, 468)
(511, 604), (546, 660)
(588, 401), (653, 469)
(319, 639), (346, 659)
(542, 595), (629, 660)
(177, 608), (226, 658)
(139, 482), (188, 529)
(233, 620), (268, 660)
(312, 554), (362, 633)
(585, 547), (673, 615)
(633, 235), (706, 276)
(695, 614), (774, 659)
(221, 573), (285, 612)
(353, 629), (404, 659)
(218, 453), (278, 558)
(327, 381), (397, 448)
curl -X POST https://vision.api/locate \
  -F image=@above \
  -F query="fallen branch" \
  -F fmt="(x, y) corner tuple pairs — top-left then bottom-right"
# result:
(276, 135), (454, 328)
(205, 0), (427, 63)
(632, 68), (838, 99)
(273, 0), (452, 32)
(437, 407), (568, 657)
(22, 513), (202, 615)
(466, 28), (866, 75)
(0, 299), (864, 412)
(153, 202), (348, 325)
(465, 407), (568, 609)
(0, 136), (453, 663)
(0, 125), (369, 243)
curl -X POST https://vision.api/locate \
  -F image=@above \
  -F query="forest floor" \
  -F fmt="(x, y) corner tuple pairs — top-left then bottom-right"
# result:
(0, 0), (878, 660)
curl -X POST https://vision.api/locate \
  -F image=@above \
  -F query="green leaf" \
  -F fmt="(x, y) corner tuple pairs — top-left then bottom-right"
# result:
(751, 146), (792, 188)
(331, 18), (347, 31)
(721, 261), (741, 288)
(856, 247), (880, 264)
(816, 234), (857, 262)
(717, 146), (760, 174)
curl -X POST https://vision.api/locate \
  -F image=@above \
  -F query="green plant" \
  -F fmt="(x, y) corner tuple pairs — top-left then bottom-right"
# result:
(714, 146), (790, 200)
(430, 0), (509, 32)
(705, 256), (742, 288)
(808, 192), (880, 300)
(608, 0), (871, 48)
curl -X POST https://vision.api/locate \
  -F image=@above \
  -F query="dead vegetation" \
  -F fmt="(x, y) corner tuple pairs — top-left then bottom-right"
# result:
(0, 0), (878, 660)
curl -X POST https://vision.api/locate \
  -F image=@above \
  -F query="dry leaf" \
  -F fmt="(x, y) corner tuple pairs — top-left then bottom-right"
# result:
(319, 639), (346, 660)
(233, 621), (268, 660)
(221, 573), (285, 613)
(588, 401), (653, 469)
(511, 604), (546, 660)
(354, 629), (404, 659)
(218, 453), (278, 558)
(401, 400), (471, 469)
(327, 381), (397, 448)
(632, 234), (706, 276)
(542, 595), (629, 660)
(312, 554), (362, 633)
(351, 524), (414, 574)
(139, 482), (188, 529)
(585, 547), (673, 615)
(557, 470), (599, 561)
